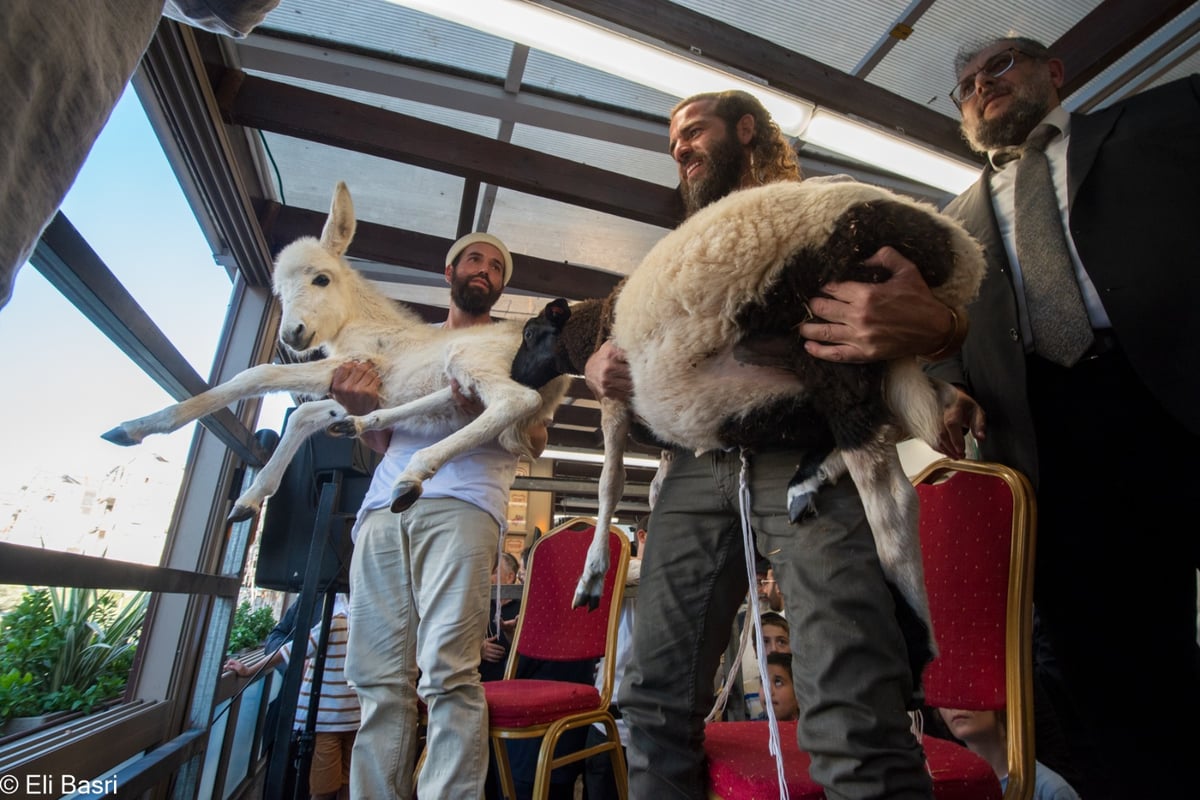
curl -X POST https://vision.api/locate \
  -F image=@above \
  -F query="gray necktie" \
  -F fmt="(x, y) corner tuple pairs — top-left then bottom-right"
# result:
(1013, 124), (1094, 366)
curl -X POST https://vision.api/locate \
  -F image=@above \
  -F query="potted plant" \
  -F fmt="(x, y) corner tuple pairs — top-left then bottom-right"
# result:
(227, 600), (276, 655)
(0, 586), (148, 734)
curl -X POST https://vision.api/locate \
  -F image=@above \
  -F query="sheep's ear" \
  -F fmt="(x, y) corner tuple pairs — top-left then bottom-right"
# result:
(544, 298), (571, 328)
(321, 181), (357, 257)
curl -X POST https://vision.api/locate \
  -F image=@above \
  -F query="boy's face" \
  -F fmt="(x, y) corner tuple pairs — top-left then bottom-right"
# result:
(767, 663), (800, 721)
(761, 622), (790, 655)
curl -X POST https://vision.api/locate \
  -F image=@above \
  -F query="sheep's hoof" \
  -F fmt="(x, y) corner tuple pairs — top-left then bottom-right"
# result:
(786, 488), (818, 524)
(101, 426), (140, 447)
(390, 482), (422, 513)
(571, 586), (601, 612)
(326, 419), (358, 438)
(228, 503), (257, 523)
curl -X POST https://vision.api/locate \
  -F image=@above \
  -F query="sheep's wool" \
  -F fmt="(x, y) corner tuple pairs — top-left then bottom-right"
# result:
(612, 179), (984, 452)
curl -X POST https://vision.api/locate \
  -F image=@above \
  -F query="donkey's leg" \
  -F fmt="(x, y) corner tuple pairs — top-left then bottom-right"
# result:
(390, 382), (543, 512)
(229, 399), (349, 522)
(573, 398), (630, 610)
(325, 387), (455, 439)
(102, 361), (340, 446)
(841, 443), (936, 691)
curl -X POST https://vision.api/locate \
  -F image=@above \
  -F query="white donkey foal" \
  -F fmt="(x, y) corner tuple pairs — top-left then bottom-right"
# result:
(103, 182), (568, 521)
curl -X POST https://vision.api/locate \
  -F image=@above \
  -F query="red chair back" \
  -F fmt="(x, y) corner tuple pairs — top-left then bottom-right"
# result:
(913, 458), (1038, 800)
(510, 519), (626, 663)
(705, 460), (1035, 800)
(919, 468), (1014, 708)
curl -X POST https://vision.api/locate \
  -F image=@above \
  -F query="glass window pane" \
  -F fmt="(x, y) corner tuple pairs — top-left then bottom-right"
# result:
(0, 87), (233, 568)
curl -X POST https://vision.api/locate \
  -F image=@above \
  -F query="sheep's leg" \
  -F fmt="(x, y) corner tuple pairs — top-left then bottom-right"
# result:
(573, 398), (630, 610)
(230, 399), (348, 522)
(784, 446), (842, 523)
(389, 382), (543, 512)
(102, 361), (341, 446)
(841, 443), (936, 693)
(884, 359), (944, 448)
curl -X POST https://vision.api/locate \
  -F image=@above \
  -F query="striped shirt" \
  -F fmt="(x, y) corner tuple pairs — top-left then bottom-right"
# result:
(280, 612), (360, 732)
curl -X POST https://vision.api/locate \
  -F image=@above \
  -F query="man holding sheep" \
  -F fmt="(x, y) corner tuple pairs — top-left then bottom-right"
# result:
(585, 90), (963, 799)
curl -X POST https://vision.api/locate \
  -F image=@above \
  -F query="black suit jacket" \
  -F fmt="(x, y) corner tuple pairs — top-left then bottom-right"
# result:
(931, 75), (1200, 486)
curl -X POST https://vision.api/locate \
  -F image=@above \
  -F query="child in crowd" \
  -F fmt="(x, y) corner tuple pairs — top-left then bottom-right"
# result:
(936, 707), (1081, 800)
(740, 611), (792, 719)
(765, 651), (800, 722)
(226, 594), (357, 800)
(759, 611), (790, 655)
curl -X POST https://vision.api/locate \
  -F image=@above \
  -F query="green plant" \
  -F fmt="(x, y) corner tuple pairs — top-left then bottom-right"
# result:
(0, 587), (148, 721)
(227, 601), (276, 654)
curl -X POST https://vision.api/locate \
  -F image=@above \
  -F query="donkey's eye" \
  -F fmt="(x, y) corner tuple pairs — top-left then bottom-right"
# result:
(312, 274), (331, 287)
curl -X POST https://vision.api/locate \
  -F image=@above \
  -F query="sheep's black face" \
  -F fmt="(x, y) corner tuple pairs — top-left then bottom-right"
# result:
(512, 299), (571, 389)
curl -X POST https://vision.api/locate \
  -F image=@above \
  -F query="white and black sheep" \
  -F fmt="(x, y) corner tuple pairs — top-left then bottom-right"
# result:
(513, 178), (985, 682)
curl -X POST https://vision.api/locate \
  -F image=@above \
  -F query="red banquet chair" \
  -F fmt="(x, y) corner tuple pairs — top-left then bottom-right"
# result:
(485, 517), (631, 800)
(705, 458), (1038, 800)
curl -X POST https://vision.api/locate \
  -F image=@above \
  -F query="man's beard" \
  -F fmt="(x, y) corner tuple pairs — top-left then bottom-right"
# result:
(450, 273), (500, 315)
(962, 79), (1054, 152)
(681, 133), (746, 217)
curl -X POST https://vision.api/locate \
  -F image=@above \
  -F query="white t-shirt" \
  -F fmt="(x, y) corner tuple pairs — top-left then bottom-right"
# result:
(352, 430), (518, 541)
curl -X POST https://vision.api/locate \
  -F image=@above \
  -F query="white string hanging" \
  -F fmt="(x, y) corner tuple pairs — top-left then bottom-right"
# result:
(706, 596), (755, 723)
(492, 521), (507, 641)
(737, 449), (790, 799)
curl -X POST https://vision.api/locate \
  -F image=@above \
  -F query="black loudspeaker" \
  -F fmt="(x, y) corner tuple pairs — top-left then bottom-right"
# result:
(254, 407), (381, 593)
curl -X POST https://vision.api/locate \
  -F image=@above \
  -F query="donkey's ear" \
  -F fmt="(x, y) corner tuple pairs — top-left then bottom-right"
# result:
(321, 181), (357, 256)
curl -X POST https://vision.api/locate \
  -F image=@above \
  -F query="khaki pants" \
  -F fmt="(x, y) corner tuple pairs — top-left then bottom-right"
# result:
(345, 498), (497, 800)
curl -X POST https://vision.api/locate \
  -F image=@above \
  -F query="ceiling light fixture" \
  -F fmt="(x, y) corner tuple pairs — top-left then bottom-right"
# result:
(390, 0), (813, 134)
(803, 110), (980, 193)
(539, 447), (662, 469)
(389, 0), (976, 194)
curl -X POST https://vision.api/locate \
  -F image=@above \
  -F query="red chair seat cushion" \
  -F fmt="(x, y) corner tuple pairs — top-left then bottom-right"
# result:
(704, 721), (1001, 800)
(485, 679), (602, 727)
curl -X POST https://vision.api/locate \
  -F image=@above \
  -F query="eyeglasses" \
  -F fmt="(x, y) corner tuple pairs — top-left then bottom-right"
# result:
(949, 48), (1028, 109)
(757, 579), (776, 588)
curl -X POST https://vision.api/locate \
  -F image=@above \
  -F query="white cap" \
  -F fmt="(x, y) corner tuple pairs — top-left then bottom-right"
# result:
(445, 232), (514, 286)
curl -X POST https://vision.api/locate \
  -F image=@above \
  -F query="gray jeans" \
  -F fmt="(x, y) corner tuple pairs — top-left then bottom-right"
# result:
(619, 448), (931, 799)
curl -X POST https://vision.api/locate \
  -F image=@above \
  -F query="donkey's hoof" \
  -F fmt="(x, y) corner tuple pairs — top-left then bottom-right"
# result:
(228, 504), (257, 523)
(326, 419), (358, 438)
(390, 482), (422, 513)
(101, 426), (139, 447)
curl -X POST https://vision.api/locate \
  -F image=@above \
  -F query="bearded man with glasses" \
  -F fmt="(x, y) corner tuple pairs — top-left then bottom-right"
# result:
(924, 35), (1200, 800)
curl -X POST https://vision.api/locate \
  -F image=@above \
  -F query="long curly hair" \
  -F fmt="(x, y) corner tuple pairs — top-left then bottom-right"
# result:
(671, 90), (802, 184)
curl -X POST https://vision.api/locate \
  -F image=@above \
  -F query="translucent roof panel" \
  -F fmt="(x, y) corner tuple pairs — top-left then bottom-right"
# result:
(260, 0), (515, 79)
(259, 133), (468, 241)
(509, 123), (678, 187)
(1069, 13), (1200, 110)
(521, 50), (681, 120)
(675, 0), (911, 76)
(485, 188), (667, 276)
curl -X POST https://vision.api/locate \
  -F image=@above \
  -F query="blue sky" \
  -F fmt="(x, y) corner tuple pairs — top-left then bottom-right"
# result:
(0, 86), (288, 497)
